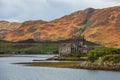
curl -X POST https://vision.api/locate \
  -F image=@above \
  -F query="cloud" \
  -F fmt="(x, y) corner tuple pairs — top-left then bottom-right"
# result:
(0, 0), (49, 21)
(105, 0), (120, 2)
(0, 0), (120, 22)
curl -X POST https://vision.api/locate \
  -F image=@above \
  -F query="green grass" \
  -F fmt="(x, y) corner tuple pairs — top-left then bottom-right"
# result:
(87, 48), (120, 62)
(76, 22), (91, 36)
(28, 27), (37, 33)
(85, 22), (91, 29)
(0, 42), (58, 54)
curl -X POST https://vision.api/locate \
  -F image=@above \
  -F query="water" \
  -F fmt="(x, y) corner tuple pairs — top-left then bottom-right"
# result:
(0, 55), (120, 80)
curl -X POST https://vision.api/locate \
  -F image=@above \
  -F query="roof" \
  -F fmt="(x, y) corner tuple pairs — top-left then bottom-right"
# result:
(59, 43), (72, 47)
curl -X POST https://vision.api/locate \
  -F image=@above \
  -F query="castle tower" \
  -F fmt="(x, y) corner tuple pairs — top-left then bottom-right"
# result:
(71, 29), (77, 53)
(79, 36), (85, 46)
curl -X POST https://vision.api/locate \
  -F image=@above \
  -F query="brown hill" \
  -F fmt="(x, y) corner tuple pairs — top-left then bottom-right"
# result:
(2, 6), (120, 48)
(0, 21), (21, 39)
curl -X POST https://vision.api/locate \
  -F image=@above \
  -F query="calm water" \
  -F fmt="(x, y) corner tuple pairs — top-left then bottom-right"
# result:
(0, 55), (120, 80)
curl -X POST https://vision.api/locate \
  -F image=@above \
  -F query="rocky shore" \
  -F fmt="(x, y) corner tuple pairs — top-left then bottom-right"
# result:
(14, 60), (120, 72)
(75, 61), (120, 71)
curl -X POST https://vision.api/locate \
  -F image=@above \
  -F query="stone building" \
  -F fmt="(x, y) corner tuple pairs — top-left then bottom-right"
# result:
(59, 43), (72, 56)
(59, 36), (92, 56)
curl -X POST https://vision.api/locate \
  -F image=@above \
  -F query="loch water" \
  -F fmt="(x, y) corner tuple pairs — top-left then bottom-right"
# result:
(0, 55), (120, 80)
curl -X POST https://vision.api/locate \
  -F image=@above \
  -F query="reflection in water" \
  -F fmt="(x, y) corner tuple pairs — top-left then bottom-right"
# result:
(0, 55), (120, 80)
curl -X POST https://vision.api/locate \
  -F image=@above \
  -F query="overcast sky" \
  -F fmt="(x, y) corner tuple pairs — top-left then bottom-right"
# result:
(0, 0), (120, 22)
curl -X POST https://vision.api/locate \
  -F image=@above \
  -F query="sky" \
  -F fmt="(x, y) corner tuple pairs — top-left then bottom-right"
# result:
(0, 0), (120, 22)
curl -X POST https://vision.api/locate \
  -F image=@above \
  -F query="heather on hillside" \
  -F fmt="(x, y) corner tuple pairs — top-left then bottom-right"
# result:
(0, 6), (120, 48)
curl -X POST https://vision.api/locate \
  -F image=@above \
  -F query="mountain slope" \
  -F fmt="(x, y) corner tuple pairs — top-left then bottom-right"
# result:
(0, 21), (21, 39)
(2, 6), (120, 48)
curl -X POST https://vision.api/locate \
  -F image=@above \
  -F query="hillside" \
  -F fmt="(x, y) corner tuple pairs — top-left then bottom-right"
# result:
(0, 21), (21, 39)
(1, 6), (120, 48)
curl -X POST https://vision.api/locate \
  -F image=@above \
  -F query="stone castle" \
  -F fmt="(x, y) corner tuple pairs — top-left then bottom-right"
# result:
(59, 36), (92, 56)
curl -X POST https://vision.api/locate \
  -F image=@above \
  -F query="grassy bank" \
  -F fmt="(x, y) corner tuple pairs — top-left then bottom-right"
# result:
(14, 61), (120, 71)
(14, 62), (80, 68)
(47, 57), (87, 61)
(0, 54), (38, 58)
(0, 42), (58, 54)
(0, 54), (14, 57)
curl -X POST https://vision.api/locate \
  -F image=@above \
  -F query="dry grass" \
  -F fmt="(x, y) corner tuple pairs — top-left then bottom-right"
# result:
(14, 61), (120, 71)
(0, 54), (13, 57)
(14, 62), (81, 68)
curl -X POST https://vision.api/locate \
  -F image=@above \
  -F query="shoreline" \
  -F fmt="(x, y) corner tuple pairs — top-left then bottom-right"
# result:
(14, 61), (120, 72)
(0, 54), (55, 58)
(0, 54), (13, 57)
(1, 54), (120, 72)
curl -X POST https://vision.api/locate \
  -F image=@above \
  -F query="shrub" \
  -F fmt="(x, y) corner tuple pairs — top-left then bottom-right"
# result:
(28, 27), (37, 33)
(87, 48), (120, 62)
(66, 52), (83, 58)
(101, 54), (120, 63)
